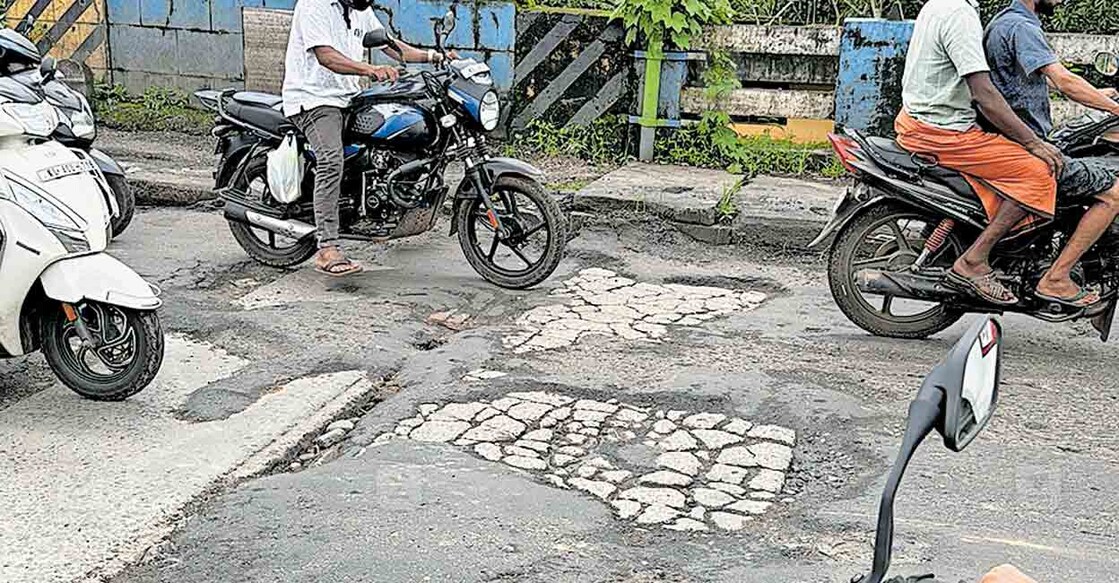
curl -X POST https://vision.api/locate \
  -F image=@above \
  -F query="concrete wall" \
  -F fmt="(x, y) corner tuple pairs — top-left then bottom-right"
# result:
(241, 0), (515, 95)
(104, 0), (297, 92)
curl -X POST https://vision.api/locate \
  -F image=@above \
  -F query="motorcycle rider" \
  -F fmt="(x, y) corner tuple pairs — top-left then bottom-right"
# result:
(895, 0), (1066, 306)
(984, 0), (1119, 308)
(282, 0), (455, 276)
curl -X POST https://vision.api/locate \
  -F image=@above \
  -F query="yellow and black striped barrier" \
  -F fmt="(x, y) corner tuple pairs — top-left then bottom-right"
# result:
(2, 0), (109, 79)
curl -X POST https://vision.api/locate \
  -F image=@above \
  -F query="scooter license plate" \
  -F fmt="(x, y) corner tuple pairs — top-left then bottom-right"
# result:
(37, 159), (96, 182)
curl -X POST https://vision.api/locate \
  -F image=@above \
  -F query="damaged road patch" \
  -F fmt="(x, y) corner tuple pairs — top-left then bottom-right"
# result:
(505, 268), (767, 353)
(373, 390), (795, 533)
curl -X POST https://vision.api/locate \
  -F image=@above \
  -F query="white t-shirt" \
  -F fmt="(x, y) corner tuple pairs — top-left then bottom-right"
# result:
(282, 0), (384, 118)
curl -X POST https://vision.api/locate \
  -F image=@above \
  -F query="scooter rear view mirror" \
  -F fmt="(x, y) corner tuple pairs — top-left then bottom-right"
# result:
(1094, 51), (1119, 77)
(856, 317), (1003, 583)
(40, 56), (57, 82)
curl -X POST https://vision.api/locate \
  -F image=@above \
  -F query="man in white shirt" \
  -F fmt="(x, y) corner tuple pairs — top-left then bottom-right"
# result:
(283, 0), (452, 276)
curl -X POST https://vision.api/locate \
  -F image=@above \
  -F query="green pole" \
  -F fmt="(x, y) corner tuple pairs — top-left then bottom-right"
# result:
(638, 44), (663, 161)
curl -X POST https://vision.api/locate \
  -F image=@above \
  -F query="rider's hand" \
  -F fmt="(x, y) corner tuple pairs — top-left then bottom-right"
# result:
(431, 50), (460, 64)
(1024, 139), (1065, 177)
(1101, 87), (1118, 100)
(979, 564), (1038, 583)
(369, 65), (399, 82)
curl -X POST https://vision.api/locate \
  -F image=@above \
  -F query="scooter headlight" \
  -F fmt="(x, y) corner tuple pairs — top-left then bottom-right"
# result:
(70, 109), (96, 140)
(479, 90), (500, 131)
(0, 102), (60, 138)
(0, 174), (84, 232)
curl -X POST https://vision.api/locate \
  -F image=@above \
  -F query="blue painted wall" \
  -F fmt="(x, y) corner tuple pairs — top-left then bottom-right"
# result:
(834, 18), (915, 136)
(106, 0), (515, 94)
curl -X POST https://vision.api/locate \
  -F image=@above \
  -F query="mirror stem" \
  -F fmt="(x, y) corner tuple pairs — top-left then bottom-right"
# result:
(864, 389), (941, 583)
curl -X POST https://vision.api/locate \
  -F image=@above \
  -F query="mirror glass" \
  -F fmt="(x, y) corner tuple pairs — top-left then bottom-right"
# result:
(960, 319), (1000, 429)
(362, 29), (389, 49)
(40, 56), (56, 77)
(441, 10), (456, 32)
(1094, 52), (1119, 76)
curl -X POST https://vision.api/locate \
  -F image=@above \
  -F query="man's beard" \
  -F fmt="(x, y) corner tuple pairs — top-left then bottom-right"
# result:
(1037, 0), (1059, 16)
(342, 0), (372, 9)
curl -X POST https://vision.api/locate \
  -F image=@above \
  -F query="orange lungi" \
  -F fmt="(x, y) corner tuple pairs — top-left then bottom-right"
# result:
(895, 110), (1056, 223)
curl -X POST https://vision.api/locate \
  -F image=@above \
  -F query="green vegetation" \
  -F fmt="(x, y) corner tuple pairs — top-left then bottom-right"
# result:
(92, 83), (212, 135)
(508, 116), (840, 178)
(521, 0), (1119, 34)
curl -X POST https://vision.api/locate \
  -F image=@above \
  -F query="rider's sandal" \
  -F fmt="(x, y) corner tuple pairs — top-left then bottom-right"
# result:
(1035, 286), (1102, 309)
(946, 269), (1018, 306)
(315, 257), (364, 277)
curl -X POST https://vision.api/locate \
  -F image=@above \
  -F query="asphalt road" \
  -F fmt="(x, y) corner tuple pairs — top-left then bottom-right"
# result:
(3, 207), (1117, 583)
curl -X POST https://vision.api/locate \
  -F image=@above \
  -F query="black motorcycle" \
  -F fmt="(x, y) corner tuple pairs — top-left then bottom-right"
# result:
(814, 51), (1119, 342)
(195, 13), (566, 289)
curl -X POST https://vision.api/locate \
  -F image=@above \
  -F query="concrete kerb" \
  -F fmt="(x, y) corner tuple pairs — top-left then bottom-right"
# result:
(571, 162), (841, 250)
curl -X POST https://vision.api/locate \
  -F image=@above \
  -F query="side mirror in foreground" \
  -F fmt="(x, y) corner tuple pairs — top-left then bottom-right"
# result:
(857, 316), (1003, 583)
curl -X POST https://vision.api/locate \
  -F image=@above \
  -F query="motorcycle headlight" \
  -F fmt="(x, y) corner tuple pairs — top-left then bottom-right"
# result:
(0, 174), (84, 233)
(479, 90), (500, 131)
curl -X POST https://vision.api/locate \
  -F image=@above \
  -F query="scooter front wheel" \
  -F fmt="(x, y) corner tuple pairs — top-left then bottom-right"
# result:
(107, 174), (135, 238)
(41, 302), (165, 401)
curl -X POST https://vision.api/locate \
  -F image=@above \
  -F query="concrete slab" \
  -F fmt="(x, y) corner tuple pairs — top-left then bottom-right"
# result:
(234, 265), (400, 310)
(573, 162), (744, 226)
(0, 336), (375, 583)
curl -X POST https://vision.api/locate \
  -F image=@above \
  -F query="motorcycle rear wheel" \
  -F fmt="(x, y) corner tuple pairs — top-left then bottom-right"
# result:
(828, 202), (965, 339)
(41, 302), (164, 401)
(456, 176), (567, 289)
(227, 156), (317, 267)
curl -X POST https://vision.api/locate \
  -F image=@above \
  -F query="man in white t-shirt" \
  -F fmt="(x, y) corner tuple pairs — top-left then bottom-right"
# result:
(282, 0), (452, 276)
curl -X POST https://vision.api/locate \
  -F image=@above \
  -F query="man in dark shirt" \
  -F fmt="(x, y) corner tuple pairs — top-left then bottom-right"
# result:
(985, 0), (1119, 307)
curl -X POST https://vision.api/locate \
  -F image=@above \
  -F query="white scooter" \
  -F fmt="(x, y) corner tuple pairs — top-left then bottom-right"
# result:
(0, 70), (164, 400)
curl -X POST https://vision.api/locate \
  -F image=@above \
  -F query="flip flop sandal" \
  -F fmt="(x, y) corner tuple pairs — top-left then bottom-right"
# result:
(946, 269), (1018, 306)
(1035, 286), (1102, 309)
(315, 258), (364, 277)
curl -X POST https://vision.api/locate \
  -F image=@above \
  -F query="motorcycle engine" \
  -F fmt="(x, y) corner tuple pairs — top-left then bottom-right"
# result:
(351, 151), (441, 238)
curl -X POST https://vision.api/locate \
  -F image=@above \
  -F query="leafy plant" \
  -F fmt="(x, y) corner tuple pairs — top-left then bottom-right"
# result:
(92, 83), (211, 135)
(716, 178), (742, 221)
(612, 0), (734, 52)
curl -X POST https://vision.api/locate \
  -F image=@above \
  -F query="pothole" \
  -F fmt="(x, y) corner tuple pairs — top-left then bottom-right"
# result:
(369, 390), (796, 532)
(504, 268), (767, 353)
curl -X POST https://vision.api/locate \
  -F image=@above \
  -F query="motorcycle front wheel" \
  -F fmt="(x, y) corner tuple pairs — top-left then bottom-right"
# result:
(456, 175), (567, 289)
(40, 302), (165, 401)
(828, 202), (965, 339)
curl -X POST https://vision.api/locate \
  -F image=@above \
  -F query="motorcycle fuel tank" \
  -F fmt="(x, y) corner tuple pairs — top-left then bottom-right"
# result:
(349, 103), (435, 150)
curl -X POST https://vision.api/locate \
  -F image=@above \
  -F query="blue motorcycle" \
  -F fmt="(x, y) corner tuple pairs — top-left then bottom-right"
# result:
(196, 13), (566, 289)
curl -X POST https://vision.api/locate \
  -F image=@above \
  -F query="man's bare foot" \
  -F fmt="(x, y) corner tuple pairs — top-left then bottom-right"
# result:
(951, 255), (990, 279)
(314, 245), (363, 277)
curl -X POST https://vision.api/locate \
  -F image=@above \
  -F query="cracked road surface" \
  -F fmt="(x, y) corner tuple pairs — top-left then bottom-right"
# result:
(2, 207), (1117, 582)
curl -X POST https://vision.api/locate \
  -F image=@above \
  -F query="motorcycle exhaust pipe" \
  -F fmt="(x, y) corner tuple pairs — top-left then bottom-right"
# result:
(856, 269), (958, 302)
(224, 201), (316, 240)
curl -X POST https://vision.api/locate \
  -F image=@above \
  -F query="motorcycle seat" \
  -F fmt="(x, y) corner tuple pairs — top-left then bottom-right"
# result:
(224, 95), (294, 136)
(865, 137), (981, 202)
(231, 91), (282, 109)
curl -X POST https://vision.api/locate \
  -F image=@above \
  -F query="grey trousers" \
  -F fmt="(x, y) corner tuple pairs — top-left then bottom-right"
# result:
(291, 106), (345, 249)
